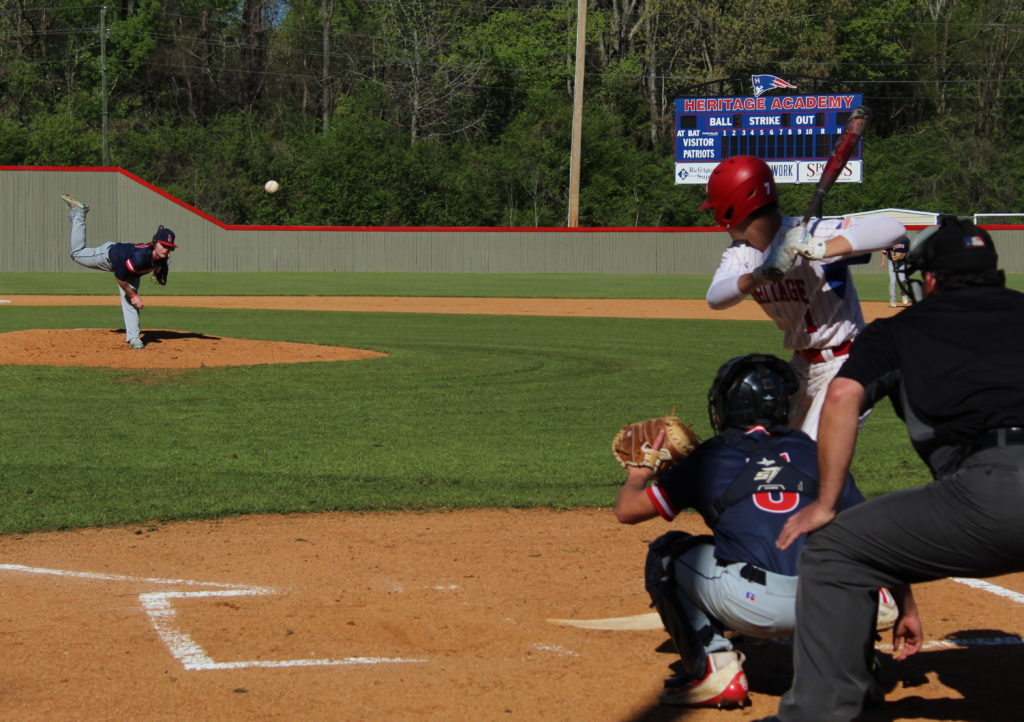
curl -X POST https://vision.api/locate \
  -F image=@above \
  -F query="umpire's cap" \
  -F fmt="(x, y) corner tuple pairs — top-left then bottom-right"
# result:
(906, 215), (996, 274)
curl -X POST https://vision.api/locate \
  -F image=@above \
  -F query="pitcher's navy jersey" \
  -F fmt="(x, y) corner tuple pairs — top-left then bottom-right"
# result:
(647, 426), (864, 576)
(107, 243), (157, 282)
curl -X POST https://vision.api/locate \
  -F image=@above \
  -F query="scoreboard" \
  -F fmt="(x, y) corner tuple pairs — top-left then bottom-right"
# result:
(674, 93), (864, 185)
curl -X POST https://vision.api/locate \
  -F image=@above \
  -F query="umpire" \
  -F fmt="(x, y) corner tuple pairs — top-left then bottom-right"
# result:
(762, 216), (1024, 721)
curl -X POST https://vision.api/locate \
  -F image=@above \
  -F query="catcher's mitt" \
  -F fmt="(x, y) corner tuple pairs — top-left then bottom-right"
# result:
(612, 415), (700, 475)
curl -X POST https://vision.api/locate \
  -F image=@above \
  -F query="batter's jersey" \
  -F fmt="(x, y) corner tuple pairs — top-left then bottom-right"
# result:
(107, 243), (158, 282)
(838, 285), (1024, 475)
(708, 216), (892, 351)
(646, 426), (864, 576)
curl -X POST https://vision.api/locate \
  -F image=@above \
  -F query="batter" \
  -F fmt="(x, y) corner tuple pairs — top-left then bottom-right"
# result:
(700, 156), (907, 438)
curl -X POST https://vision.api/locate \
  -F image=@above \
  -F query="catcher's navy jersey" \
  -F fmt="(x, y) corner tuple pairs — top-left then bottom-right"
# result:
(107, 243), (157, 282)
(647, 426), (864, 576)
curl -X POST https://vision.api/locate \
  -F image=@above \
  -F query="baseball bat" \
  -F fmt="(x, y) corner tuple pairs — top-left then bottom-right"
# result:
(801, 105), (872, 224)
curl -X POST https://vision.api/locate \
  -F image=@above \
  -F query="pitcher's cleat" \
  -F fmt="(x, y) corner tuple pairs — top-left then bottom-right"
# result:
(60, 194), (90, 214)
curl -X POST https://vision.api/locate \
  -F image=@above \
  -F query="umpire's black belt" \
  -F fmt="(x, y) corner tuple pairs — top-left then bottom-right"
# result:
(964, 427), (1024, 458)
(717, 559), (767, 585)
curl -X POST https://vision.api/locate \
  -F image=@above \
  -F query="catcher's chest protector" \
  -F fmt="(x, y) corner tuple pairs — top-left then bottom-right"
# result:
(705, 437), (818, 527)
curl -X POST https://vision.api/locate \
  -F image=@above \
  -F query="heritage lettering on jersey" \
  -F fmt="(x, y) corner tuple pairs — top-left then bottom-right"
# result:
(750, 278), (810, 305)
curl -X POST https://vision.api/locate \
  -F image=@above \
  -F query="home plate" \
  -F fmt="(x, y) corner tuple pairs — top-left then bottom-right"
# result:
(547, 612), (662, 631)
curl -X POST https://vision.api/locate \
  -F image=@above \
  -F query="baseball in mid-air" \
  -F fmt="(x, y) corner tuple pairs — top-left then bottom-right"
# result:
(264, 179), (280, 194)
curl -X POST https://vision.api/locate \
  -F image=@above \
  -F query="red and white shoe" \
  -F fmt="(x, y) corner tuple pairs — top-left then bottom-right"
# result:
(658, 651), (750, 708)
(876, 587), (898, 631)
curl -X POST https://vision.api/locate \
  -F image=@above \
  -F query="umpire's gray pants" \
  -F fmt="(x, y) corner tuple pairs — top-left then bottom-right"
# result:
(777, 445), (1024, 722)
(67, 211), (142, 343)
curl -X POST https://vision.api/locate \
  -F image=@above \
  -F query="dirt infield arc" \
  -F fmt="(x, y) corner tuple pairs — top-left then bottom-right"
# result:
(1, 294), (907, 322)
(1, 295), (1012, 721)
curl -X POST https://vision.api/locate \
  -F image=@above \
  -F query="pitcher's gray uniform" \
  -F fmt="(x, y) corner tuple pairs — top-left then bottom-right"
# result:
(63, 195), (176, 348)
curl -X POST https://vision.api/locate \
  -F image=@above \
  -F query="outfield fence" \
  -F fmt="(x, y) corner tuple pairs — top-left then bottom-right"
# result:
(3, 166), (1023, 274)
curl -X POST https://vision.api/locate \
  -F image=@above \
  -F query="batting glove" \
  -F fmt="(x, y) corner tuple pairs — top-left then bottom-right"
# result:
(750, 263), (778, 286)
(783, 222), (827, 260)
(755, 241), (797, 283)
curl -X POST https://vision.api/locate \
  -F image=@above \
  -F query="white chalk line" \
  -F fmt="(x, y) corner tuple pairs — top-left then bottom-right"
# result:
(0, 563), (272, 592)
(1, 564), (426, 671)
(877, 636), (1024, 652)
(952, 576), (1024, 604)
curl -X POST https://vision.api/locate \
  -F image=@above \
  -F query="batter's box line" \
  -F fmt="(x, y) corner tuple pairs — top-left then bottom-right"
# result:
(0, 563), (273, 592)
(141, 590), (426, 670)
(1, 564), (426, 671)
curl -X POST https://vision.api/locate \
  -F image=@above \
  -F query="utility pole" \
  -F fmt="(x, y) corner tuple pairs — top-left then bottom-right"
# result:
(100, 5), (110, 165)
(322, 0), (333, 131)
(567, 0), (586, 227)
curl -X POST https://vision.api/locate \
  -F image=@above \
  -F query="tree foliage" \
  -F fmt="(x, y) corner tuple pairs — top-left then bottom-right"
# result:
(1, 0), (1022, 225)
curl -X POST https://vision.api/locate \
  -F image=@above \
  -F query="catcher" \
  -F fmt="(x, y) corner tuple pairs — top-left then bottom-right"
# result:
(612, 354), (913, 709)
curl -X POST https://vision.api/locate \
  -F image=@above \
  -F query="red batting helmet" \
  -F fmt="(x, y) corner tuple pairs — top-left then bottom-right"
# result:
(699, 156), (778, 229)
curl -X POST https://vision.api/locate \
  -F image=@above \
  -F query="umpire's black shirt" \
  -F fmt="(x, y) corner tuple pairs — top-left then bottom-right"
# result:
(838, 285), (1024, 475)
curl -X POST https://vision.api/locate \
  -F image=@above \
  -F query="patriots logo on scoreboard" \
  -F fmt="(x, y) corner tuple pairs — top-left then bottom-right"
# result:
(752, 74), (798, 97)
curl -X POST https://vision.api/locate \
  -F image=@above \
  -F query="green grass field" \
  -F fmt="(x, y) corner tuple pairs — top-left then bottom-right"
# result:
(0, 273), (941, 534)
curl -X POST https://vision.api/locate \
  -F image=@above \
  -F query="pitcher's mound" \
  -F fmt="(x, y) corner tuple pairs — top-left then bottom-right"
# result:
(0, 329), (386, 369)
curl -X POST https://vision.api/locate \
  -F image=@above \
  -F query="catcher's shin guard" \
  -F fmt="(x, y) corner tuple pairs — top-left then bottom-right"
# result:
(645, 532), (714, 680)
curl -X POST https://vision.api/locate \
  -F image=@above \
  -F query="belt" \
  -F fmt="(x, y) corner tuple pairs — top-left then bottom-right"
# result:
(717, 559), (767, 586)
(796, 339), (853, 364)
(963, 427), (1024, 458)
(739, 564), (767, 585)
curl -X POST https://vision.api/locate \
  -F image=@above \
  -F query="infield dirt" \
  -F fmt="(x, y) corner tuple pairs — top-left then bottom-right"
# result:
(0, 296), (1014, 721)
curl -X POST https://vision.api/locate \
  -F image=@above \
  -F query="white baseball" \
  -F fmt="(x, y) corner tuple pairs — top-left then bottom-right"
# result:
(264, 179), (280, 194)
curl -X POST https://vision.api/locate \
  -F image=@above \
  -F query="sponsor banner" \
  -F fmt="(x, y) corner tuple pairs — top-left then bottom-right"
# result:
(674, 163), (715, 185)
(676, 160), (861, 185)
(799, 159), (862, 183)
(767, 162), (799, 183)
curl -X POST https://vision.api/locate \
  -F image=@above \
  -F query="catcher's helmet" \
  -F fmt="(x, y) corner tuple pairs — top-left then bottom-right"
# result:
(707, 354), (799, 434)
(699, 156), (778, 229)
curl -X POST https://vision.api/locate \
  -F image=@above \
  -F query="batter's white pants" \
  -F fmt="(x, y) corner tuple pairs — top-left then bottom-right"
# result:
(789, 353), (869, 440)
